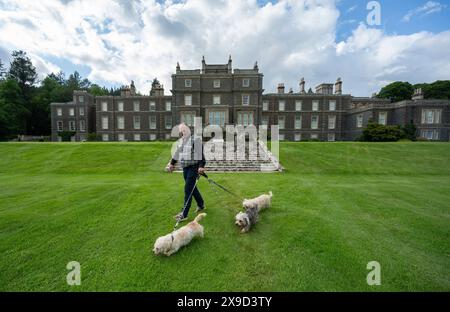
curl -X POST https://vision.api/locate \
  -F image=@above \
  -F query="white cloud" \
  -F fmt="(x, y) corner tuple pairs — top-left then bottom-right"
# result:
(0, 0), (449, 97)
(402, 1), (447, 22)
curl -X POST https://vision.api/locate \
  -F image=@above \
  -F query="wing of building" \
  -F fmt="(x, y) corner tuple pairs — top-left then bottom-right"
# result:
(50, 57), (450, 142)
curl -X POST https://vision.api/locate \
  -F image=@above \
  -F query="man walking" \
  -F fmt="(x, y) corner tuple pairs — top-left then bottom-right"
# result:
(168, 123), (206, 222)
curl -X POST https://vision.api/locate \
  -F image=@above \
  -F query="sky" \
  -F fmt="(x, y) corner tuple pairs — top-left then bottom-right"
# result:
(0, 0), (449, 96)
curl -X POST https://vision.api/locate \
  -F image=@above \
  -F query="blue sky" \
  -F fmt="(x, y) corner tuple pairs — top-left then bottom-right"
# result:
(0, 0), (449, 96)
(336, 0), (450, 39)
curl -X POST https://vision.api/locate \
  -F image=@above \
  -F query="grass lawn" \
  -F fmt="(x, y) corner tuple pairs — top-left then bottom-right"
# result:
(0, 142), (449, 291)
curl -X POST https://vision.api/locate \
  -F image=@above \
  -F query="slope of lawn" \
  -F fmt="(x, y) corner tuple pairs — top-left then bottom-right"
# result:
(0, 142), (449, 291)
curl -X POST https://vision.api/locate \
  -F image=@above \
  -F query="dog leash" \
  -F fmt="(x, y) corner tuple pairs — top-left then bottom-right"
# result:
(199, 172), (241, 198)
(173, 174), (201, 229)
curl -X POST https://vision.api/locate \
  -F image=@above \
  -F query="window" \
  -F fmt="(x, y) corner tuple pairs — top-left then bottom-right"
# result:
(149, 115), (157, 129)
(79, 120), (85, 132)
(208, 111), (225, 126)
(165, 116), (172, 129)
(278, 116), (285, 130)
(421, 130), (439, 140)
(117, 101), (124, 112)
(213, 95), (221, 105)
(79, 135), (85, 141)
(185, 94), (192, 106)
(328, 133), (335, 142)
(134, 134), (141, 141)
(117, 116), (124, 130)
(295, 115), (302, 129)
(279, 134), (285, 141)
(102, 134), (109, 141)
(242, 95), (250, 106)
(312, 101), (319, 111)
(242, 79), (250, 87)
(237, 112), (254, 126)
(357, 114), (363, 128)
(57, 121), (63, 131)
(185, 79), (192, 87)
(149, 101), (156, 111)
(69, 108), (75, 116)
(133, 116), (141, 129)
(118, 134), (125, 141)
(213, 80), (220, 88)
(378, 112), (387, 125)
(102, 116), (108, 130)
(181, 113), (195, 127)
(295, 100), (302, 111)
(79, 96), (84, 103)
(421, 109), (442, 124)
(328, 115), (336, 130)
(165, 133), (171, 140)
(263, 101), (269, 111)
(295, 133), (301, 141)
(133, 101), (140, 112)
(57, 108), (62, 116)
(261, 116), (269, 126)
(279, 100), (285, 111)
(166, 101), (171, 111)
(311, 133), (319, 140)
(150, 134), (156, 141)
(311, 115), (319, 130)
(79, 107), (85, 116)
(101, 102), (108, 112)
(329, 100), (336, 111)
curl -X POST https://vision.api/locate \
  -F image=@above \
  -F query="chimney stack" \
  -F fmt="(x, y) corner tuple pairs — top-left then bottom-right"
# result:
(299, 78), (306, 94)
(277, 83), (285, 94)
(334, 77), (342, 95)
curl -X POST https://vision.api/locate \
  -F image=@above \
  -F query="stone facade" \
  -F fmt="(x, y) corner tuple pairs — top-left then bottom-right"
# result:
(51, 57), (450, 142)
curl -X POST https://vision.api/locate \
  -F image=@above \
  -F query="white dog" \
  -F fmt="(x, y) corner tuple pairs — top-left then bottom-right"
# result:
(242, 191), (273, 211)
(153, 213), (206, 256)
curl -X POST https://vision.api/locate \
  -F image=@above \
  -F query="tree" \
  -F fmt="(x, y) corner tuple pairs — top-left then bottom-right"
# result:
(66, 71), (91, 91)
(89, 84), (109, 96)
(414, 80), (450, 100)
(377, 81), (414, 103)
(0, 78), (29, 138)
(8, 50), (37, 90)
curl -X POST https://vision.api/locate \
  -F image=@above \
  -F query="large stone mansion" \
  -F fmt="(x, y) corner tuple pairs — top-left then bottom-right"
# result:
(51, 56), (450, 142)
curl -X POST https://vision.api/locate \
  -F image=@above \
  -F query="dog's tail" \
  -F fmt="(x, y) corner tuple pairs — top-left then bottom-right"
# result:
(194, 213), (207, 223)
(269, 191), (273, 197)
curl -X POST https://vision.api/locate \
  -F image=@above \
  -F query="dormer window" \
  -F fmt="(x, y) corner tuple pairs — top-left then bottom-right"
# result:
(242, 79), (250, 87)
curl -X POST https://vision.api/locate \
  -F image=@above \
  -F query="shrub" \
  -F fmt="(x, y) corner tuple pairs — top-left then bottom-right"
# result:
(86, 133), (99, 141)
(361, 122), (406, 142)
(57, 131), (76, 142)
(402, 121), (417, 141)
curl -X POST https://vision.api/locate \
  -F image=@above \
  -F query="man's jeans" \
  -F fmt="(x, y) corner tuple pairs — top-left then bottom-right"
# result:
(182, 165), (204, 218)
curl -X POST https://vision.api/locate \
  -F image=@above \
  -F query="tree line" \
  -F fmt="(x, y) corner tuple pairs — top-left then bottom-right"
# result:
(0, 50), (123, 139)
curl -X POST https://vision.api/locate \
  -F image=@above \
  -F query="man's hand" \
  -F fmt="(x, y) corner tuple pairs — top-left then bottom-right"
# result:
(198, 167), (206, 175)
(168, 164), (175, 173)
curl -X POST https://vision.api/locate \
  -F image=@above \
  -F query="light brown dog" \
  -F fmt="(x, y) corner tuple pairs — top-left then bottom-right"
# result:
(153, 213), (206, 256)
